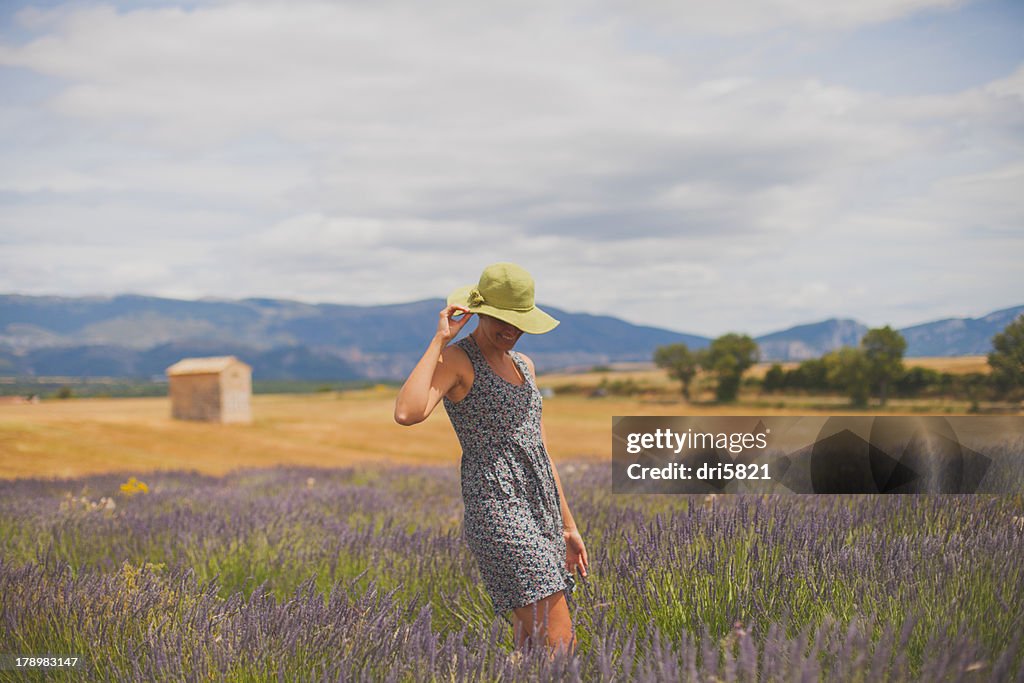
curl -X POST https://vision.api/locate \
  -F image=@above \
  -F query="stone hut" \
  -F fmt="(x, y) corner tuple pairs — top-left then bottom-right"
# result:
(166, 356), (252, 424)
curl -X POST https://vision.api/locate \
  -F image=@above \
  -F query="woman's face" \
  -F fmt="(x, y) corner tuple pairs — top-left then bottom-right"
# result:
(478, 314), (524, 350)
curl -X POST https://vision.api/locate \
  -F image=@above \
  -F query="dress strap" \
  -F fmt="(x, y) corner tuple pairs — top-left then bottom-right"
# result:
(457, 334), (487, 376)
(509, 351), (533, 387)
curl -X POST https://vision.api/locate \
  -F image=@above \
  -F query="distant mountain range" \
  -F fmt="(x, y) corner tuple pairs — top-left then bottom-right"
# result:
(0, 294), (1020, 380)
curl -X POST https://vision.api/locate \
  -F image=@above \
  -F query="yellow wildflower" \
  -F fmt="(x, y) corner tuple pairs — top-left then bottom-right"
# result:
(119, 476), (150, 496)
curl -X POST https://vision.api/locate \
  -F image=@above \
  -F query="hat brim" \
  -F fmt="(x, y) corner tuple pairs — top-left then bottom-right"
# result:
(447, 284), (559, 335)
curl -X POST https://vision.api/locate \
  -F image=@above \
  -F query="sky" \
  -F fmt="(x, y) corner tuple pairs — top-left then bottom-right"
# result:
(0, 0), (1021, 337)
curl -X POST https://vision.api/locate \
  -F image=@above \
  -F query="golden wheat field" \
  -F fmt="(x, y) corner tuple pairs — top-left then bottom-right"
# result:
(0, 358), (1005, 480)
(0, 389), (702, 480)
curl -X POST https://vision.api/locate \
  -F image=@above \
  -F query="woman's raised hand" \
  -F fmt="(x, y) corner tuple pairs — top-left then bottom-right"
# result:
(437, 304), (473, 343)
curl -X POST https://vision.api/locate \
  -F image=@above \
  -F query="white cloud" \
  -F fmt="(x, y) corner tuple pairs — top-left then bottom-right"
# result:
(0, 0), (1020, 335)
(597, 0), (967, 33)
(983, 63), (1024, 102)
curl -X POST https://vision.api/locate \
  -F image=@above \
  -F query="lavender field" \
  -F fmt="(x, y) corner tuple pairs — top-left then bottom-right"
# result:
(2, 462), (1023, 682)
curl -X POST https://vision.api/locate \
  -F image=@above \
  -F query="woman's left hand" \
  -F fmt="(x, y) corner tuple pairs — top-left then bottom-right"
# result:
(564, 528), (589, 579)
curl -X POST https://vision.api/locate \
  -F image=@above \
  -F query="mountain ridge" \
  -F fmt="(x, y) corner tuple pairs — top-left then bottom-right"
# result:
(1, 294), (1020, 379)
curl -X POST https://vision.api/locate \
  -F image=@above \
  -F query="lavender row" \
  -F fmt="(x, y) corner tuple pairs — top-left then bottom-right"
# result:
(1, 461), (1021, 680)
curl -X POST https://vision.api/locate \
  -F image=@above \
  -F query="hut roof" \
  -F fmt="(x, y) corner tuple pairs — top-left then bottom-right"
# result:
(166, 356), (250, 376)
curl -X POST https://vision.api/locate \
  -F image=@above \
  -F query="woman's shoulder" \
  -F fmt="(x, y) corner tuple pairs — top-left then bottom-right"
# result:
(442, 339), (476, 383)
(441, 340), (475, 405)
(441, 339), (473, 367)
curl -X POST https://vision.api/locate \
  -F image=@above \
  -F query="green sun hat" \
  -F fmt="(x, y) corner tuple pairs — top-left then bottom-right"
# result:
(447, 262), (560, 334)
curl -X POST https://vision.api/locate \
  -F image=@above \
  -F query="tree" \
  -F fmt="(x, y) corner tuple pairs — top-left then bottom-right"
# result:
(763, 363), (785, 393)
(653, 343), (699, 400)
(701, 334), (759, 402)
(893, 366), (943, 398)
(786, 358), (829, 392)
(988, 314), (1024, 398)
(861, 325), (906, 406)
(824, 347), (870, 408)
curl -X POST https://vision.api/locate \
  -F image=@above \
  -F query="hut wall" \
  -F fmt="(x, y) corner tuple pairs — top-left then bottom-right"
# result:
(220, 365), (252, 424)
(169, 374), (222, 422)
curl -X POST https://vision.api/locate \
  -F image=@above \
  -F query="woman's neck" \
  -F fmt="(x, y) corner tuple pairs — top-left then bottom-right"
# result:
(470, 330), (523, 384)
(471, 330), (509, 362)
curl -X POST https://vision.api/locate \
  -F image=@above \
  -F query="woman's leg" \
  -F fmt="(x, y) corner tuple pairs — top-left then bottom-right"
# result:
(510, 590), (576, 656)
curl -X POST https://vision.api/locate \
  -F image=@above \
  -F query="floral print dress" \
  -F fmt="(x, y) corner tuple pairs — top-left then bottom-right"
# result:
(443, 333), (576, 621)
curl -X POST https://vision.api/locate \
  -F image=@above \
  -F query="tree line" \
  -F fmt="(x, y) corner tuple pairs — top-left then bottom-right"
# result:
(654, 314), (1024, 406)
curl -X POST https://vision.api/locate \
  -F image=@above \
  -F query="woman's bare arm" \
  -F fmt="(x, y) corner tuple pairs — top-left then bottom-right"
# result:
(394, 305), (472, 425)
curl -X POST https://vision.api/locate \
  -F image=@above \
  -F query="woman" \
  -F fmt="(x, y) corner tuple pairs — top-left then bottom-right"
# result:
(394, 262), (589, 657)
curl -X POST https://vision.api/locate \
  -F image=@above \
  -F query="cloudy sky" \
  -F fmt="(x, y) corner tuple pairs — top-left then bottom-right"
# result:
(0, 0), (1021, 337)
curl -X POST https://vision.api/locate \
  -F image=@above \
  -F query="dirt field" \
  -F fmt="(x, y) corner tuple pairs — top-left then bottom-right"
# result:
(0, 389), (707, 480)
(901, 355), (991, 375)
(0, 361), (1005, 480)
